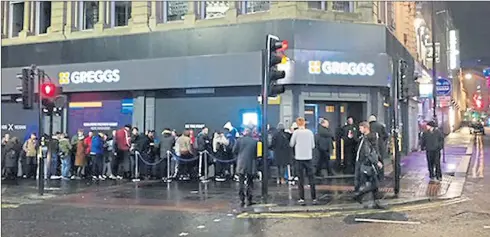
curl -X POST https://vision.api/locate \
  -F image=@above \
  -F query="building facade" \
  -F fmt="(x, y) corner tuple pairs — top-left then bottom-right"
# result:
(1, 1), (419, 153)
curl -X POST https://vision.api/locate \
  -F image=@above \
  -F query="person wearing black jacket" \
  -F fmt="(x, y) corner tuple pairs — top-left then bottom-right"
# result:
(368, 115), (388, 180)
(315, 118), (334, 177)
(421, 121), (444, 182)
(271, 123), (292, 184)
(341, 117), (359, 174)
(353, 122), (384, 209)
(130, 127), (145, 179)
(196, 127), (211, 178)
(4, 137), (22, 180)
(233, 128), (258, 207)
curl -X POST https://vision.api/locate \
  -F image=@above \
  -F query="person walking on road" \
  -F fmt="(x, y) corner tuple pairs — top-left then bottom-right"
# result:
(290, 117), (317, 206)
(421, 121), (444, 182)
(368, 115), (388, 180)
(353, 121), (384, 209)
(233, 128), (258, 207)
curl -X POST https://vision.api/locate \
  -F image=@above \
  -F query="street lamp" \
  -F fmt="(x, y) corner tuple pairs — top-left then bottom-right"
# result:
(465, 73), (472, 80)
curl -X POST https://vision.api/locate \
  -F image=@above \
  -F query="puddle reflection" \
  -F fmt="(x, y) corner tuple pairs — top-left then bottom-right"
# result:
(471, 135), (484, 178)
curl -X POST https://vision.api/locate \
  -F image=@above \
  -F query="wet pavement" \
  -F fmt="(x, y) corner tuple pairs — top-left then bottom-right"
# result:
(1, 128), (487, 237)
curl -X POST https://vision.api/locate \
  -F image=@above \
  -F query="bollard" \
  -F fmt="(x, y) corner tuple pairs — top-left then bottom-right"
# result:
(201, 152), (209, 183)
(165, 151), (172, 183)
(198, 152), (203, 178)
(132, 151), (140, 182)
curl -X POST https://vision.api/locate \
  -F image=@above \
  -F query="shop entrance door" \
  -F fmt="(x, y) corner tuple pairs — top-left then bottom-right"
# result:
(304, 104), (319, 133)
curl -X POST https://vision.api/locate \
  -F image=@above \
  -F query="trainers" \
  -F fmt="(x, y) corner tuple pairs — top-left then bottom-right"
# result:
(298, 199), (306, 206)
(312, 199), (318, 205)
(98, 175), (105, 181)
(50, 175), (61, 180)
(116, 176), (123, 180)
(92, 176), (98, 180)
(109, 175), (117, 180)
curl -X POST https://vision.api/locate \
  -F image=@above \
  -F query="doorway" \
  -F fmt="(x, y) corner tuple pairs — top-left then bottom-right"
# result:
(304, 101), (365, 133)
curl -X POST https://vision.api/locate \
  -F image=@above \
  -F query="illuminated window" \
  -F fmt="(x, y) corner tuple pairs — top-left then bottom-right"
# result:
(340, 106), (345, 113)
(242, 112), (258, 127)
(326, 106), (335, 113)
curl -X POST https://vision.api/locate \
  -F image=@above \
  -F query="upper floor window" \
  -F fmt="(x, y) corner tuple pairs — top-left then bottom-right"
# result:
(308, 1), (326, 10)
(197, 1), (230, 19)
(331, 1), (353, 12)
(386, 1), (395, 31)
(33, 1), (51, 35)
(8, 1), (24, 38)
(165, 1), (188, 22)
(109, 1), (131, 27)
(238, 1), (270, 14)
(77, 1), (99, 30)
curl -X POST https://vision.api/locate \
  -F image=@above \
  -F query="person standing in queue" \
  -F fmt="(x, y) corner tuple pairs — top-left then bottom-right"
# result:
(421, 121), (444, 182)
(270, 123), (292, 185)
(233, 127), (258, 207)
(342, 116), (359, 174)
(315, 118), (335, 177)
(116, 124), (132, 179)
(290, 117), (317, 206)
(159, 128), (176, 181)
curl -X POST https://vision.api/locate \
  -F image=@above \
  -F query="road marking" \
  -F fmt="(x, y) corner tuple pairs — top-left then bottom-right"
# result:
(178, 232), (189, 236)
(196, 225), (205, 229)
(1, 203), (20, 208)
(213, 219), (221, 222)
(237, 197), (470, 219)
(484, 226), (490, 229)
(354, 218), (421, 225)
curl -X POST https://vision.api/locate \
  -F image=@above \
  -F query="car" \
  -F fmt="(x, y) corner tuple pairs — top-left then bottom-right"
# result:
(470, 122), (485, 135)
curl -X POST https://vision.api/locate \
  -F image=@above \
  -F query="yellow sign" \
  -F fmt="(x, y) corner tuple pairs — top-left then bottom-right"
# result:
(58, 72), (70, 85)
(257, 141), (262, 157)
(257, 96), (281, 105)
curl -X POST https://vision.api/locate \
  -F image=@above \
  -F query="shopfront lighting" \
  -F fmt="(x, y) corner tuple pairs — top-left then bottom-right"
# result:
(465, 73), (472, 80)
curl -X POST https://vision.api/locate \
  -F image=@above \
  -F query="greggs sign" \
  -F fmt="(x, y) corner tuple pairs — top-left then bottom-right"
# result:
(58, 69), (120, 85)
(309, 61), (375, 76)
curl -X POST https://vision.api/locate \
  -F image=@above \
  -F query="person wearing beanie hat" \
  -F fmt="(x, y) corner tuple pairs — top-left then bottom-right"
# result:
(421, 120), (444, 182)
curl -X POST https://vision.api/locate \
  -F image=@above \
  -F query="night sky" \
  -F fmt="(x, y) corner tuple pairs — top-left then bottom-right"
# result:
(448, 2), (490, 65)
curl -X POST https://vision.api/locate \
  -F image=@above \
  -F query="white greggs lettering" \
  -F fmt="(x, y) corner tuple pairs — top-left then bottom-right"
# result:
(59, 69), (120, 85)
(309, 61), (375, 76)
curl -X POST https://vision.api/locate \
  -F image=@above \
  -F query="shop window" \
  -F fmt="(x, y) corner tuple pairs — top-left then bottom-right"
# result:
(340, 106), (345, 113)
(109, 1), (131, 27)
(197, 1), (230, 19)
(1, 2), (8, 38)
(238, 1), (270, 14)
(308, 1), (325, 10)
(165, 1), (188, 22)
(326, 105), (335, 113)
(332, 1), (353, 12)
(33, 1), (51, 34)
(77, 1), (99, 30)
(8, 1), (24, 38)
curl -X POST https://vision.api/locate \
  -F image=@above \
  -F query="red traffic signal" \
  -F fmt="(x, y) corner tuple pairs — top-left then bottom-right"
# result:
(40, 82), (57, 98)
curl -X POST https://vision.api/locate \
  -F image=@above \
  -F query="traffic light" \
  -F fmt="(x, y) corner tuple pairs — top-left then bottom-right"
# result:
(17, 68), (34, 109)
(40, 81), (64, 116)
(266, 36), (288, 96)
(398, 60), (408, 100)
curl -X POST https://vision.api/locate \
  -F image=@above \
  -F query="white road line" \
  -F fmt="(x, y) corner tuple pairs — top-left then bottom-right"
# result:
(354, 218), (421, 225)
(178, 232), (189, 236)
(484, 226), (490, 229)
(196, 225), (205, 229)
(213, 219), (221, 222)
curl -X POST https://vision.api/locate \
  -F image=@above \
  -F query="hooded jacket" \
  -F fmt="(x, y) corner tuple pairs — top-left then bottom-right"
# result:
(159, 130), (175, 157)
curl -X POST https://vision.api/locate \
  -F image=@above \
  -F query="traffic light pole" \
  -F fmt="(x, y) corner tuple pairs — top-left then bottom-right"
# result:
(36, 66), (45, 196)
(261, 47), (270, 203)
(431, 1), (438, 123)
(393, 60), (402, 196)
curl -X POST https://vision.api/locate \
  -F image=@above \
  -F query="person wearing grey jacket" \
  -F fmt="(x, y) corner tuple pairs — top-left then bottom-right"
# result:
(233, 128), (258, 207)
(289, 117), (317, 205)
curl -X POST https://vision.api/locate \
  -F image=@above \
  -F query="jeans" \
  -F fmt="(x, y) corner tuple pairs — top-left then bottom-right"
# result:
(426, 150), (442, 179)
(61, 156), (71, 178)
(91, 154), (104, 177)
(238, 173), (254, 203)
(49, 153), (59, 177)
(315, 149), (333, 176)
(296, 159), (316, 200)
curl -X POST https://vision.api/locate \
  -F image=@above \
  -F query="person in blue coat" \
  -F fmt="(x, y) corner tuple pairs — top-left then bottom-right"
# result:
(90, 132), (105, 180)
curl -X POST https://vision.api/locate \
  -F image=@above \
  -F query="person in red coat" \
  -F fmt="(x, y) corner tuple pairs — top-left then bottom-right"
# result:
(83, 131), (93, 178)
(114, 124), (131, 179)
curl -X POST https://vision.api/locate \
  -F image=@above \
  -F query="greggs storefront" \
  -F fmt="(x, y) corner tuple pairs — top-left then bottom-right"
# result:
(1, 19), (416, 151)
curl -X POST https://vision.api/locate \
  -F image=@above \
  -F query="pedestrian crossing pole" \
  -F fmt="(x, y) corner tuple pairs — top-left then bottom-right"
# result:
(35, 66), (45, 196)
(393, 60), (404, 196)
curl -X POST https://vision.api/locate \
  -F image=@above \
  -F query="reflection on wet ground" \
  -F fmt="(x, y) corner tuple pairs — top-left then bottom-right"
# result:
(472, 135), (485, 178)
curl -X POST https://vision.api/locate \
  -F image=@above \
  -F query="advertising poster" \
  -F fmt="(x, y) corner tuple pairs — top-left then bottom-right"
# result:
(68, 92), (133, 136)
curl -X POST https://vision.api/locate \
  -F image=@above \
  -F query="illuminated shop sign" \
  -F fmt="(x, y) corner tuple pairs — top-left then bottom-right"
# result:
(308, 61), (375, 76)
